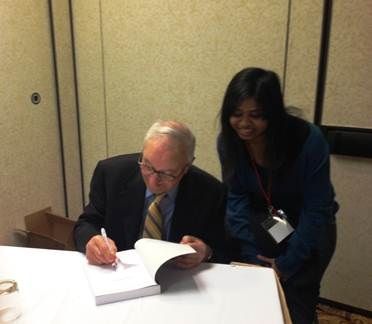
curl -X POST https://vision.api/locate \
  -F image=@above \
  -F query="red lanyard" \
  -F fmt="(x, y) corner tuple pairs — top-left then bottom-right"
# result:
(250, 158), (277, 216)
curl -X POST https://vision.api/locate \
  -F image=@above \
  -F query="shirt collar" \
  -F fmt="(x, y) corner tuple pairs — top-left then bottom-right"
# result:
(145, 186), (178, 202)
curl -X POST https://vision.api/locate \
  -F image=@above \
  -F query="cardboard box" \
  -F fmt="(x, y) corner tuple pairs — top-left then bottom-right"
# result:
(15, 207), (76, 250)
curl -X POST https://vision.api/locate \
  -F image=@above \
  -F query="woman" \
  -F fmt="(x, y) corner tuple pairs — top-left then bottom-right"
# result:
(218, 67), (338, 324)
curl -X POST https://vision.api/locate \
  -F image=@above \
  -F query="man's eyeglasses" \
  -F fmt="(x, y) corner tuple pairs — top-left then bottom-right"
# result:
(138, 157), (184, 182)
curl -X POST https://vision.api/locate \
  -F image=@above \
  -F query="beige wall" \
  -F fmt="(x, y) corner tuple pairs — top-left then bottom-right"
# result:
(317, 1), (372, 309)
(323, 156), (372, 309)
(50, 0), (83, 218)
(72, 0), (289, 199)
(1, 0), (371, 311)
(0, 1), (66, 243)
(323, 1), (372, 128)
(71, 0), (108, 201)
(284, 1), (323, 120)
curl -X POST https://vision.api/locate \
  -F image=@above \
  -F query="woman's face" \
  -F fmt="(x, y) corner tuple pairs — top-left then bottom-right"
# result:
(229, 98), (268, 144)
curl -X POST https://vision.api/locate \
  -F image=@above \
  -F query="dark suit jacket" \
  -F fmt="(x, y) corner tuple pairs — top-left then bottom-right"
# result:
(74, 153), (229, 263)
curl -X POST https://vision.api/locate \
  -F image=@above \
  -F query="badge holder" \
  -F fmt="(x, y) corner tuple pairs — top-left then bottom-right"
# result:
(261, 207), (294, 244)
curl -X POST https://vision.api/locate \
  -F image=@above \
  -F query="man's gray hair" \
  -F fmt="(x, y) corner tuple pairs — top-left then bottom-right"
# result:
(144, 120), (195, 163)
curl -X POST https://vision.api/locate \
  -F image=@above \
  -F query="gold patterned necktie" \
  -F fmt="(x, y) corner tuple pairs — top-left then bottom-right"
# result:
(143, 194), (165, 239)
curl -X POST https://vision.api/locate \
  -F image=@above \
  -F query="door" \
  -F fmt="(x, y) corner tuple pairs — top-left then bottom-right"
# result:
(0, 0), (65, 244)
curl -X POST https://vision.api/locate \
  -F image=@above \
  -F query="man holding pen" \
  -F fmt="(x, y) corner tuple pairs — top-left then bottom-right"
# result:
(74, 120), (229, 269)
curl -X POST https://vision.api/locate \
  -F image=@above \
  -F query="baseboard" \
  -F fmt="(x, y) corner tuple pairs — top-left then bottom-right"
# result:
(318, 297), (372, 318)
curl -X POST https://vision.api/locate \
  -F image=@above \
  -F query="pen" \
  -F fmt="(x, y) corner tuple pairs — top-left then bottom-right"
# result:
(100, 228), (118, 269)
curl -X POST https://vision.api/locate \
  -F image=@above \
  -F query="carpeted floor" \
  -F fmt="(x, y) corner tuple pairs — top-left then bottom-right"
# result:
(317, 304), (372, 324)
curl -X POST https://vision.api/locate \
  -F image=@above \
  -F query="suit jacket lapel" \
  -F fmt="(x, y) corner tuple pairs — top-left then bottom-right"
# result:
(169, 170), (193, 242)
(113, 168), (146, 248)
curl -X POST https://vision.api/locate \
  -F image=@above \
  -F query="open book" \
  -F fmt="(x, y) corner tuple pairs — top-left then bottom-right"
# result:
(82, 238), (196, 305)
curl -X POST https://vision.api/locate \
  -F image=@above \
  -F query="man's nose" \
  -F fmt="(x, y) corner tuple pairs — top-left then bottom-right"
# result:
(149, 172), (163, 183)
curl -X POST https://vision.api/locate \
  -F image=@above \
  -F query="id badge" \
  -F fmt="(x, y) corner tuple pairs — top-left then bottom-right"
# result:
(261, 209), (294, 244)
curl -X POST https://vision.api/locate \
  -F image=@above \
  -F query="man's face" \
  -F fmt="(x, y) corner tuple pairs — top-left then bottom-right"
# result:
(140, 137), (189, 194)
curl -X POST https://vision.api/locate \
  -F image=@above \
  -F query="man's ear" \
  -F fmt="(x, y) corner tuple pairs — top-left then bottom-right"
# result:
(183, 157), (194, 175)
(183, 165), (190, 175)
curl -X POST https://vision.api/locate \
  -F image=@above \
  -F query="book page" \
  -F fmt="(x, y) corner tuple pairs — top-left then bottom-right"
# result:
(85, 249), (157, 297)
(134, 239), (196, 279)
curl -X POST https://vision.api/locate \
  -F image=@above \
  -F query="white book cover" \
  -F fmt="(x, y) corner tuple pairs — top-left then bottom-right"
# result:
(82, 238), (196, 305)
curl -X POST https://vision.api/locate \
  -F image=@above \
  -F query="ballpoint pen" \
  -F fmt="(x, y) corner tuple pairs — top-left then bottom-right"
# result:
(100, 228), (118, 269)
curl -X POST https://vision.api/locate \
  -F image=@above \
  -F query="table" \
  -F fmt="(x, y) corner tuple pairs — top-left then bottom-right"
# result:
(0, 246), (287, 324)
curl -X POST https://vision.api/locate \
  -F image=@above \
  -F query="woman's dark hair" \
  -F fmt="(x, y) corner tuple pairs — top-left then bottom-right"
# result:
(219, 67), (289, 182)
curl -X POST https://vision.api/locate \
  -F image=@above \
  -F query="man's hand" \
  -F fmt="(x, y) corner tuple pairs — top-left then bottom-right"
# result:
(85, 234), (117, 265)
(257, 254), (282, 278)
(174, 235), (212, 269)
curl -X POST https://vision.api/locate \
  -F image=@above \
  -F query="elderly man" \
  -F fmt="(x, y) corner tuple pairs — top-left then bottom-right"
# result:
(74, 120), (228, 268)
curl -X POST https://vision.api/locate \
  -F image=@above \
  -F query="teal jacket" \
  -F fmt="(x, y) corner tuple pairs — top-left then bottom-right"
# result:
(218, 118), (338, 278)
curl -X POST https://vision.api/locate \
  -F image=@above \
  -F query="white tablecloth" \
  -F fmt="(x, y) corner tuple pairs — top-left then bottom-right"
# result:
(0, 246), (285, 324)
